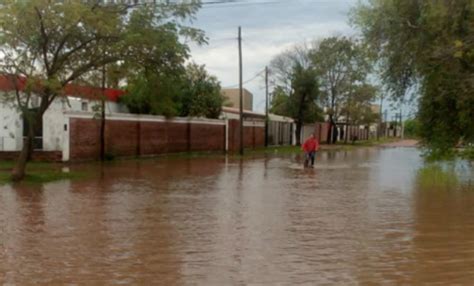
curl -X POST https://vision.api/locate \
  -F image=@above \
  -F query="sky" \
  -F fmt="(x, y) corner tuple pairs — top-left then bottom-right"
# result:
(189, 0), (357, 113)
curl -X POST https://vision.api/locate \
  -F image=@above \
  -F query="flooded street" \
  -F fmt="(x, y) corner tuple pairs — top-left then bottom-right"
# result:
(1, 147), (474, 285)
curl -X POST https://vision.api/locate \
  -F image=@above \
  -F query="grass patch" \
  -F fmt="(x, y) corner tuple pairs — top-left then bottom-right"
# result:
(352, 137), (400, 147)
(416, 165), (459, 190)
(422, 147), (458, 162)
(0, 161), (87, 185)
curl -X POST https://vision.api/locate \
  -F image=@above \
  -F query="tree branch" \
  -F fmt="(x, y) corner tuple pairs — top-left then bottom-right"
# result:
(34, 6), (51, 74)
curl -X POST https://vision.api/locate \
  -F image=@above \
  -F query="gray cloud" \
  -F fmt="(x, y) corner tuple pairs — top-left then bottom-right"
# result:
(190, 0), (358, 112)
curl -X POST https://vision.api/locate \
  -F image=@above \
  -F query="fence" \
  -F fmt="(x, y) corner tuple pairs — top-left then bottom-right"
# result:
(268, 121), (293, 146)
(63, 112), (266, 161)
(303, 122), (370, 143)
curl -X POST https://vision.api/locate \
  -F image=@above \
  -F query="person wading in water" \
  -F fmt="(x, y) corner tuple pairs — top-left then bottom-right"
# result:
(302, 133), (319, 168)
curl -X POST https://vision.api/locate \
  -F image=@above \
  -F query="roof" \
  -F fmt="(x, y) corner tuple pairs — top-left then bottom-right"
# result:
(222, 107), (265, 118)
(0, 75), (125, 102)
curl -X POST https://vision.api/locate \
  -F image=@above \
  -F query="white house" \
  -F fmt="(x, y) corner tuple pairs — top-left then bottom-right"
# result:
(0, 75), (126, 152)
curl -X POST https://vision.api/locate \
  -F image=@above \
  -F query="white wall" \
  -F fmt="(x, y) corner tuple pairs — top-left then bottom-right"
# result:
(43, 96), (125, 151)
(0, 95), (23, 151)
(1, 92), (126, 152)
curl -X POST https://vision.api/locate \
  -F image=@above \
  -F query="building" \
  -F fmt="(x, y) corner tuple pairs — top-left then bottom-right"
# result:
(221, 88), (253, 111)
(0, 75), (296, 161)
(0, 75), (125, 152)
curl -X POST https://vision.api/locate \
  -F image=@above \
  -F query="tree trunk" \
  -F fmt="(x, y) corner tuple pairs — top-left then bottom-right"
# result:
(344, 112), (349, 144)
(327, 115), (333, 144)
(11, 121), (35, 181)
(10, 108), (44, 182)
(295, 121), (302, 146)
(100, 65), (106, 161)
(100, 98), (105, 161)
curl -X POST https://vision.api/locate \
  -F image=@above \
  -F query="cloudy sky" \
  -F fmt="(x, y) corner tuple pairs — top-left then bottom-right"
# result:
(189, 0), (358, 113)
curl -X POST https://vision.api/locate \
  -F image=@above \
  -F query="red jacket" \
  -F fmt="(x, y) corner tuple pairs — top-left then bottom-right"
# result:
(302, 138), (319, 152)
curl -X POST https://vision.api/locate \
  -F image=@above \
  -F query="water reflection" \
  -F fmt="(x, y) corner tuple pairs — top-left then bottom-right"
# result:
(1, 148), (473, 284)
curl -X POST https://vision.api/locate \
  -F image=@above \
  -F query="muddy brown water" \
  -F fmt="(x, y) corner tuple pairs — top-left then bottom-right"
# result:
(1, 148), (473, 285)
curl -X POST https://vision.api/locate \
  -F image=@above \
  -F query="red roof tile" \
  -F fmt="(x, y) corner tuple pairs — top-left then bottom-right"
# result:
(0, 75), (125, 102)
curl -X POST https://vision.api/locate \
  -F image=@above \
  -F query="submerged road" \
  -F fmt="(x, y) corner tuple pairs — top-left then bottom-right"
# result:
(1, 147), (473, 285)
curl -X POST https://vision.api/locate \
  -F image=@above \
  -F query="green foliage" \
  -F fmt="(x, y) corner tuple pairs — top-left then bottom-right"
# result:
(0, 161), (87, 185)
(352, 0), (474, 150)
(269, 62), (323, 143)
(121, 63), (223, 119)
(269, 86), (290, 116)
(121, 72), (184, 117)
(310, 37), (374, 124)
(342, 83), (379, 125)
(460, 146), (474, 161)
(0, 0), (204, 179)
(416, 165), (459, 191)
(404, 118), (421, 138)
(269, 46), (323, 125)
(180, 63), (223, 119)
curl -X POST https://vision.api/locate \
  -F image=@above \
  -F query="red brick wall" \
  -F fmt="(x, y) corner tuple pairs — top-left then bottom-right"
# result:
(139, 121), (168, 155)
(69, 118), (101, 160)
(69, 118), (226, 161)
(190, 123), (225, 152)
(227, 119), (265, 152)
(106, 120), (139, 157)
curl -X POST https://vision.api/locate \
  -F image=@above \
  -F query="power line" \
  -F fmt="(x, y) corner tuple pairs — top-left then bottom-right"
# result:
(223, 69), (265, 88)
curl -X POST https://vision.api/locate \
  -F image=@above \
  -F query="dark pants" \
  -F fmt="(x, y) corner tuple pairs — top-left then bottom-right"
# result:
(305, 151), (315, 167)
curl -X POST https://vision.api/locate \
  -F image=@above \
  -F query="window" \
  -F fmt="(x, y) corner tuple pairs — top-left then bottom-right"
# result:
(81, 102), (88, 111)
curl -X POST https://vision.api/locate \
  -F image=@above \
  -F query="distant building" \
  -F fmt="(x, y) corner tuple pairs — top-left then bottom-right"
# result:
(221, 88), (253, 111)
(371, 104), (381, 115)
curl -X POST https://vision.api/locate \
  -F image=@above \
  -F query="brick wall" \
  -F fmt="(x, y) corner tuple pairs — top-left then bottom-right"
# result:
(227, 119), (265, 152)
(69, 117), (227, 161)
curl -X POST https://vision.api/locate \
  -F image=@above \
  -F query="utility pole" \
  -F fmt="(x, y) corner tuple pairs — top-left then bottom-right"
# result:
(238, 26), (244, 156)
(265, 66), (269, 147)
(399, 109), (404, 139)
(377, 94), (384, 140)
(100, 64), (106, 161)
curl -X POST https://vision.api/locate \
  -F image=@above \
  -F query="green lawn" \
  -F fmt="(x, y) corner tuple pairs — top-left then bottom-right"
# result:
(0, 161), (86, 185)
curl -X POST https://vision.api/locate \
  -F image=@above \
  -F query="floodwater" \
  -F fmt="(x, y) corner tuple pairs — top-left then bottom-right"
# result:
(1, 148), (474, 285)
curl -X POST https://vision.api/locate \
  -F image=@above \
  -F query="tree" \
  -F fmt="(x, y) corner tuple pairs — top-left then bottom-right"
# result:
(310, 36), (372, 144)
(404, 118), (421, 138)
(121, 71), (185, 117)
(121, 63), (223, 119)
(352, 0), (474, 150)
(0, 0), (204, 181)
(181, 63), (223, 119)
(269, 45), (322, 145)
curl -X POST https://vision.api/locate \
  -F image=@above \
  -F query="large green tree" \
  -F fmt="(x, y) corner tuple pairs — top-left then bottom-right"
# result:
(0, 0), (204, 181)
(352, 0), (474, 150)
(180, 63), (223, 119)
(121, 63), (223, 119)
(270, 46), (322, 145)
(310, 36), (372, 143)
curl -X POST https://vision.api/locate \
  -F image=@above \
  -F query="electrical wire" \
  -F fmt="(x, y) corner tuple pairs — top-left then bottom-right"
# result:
(222, 68), (265, 88)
